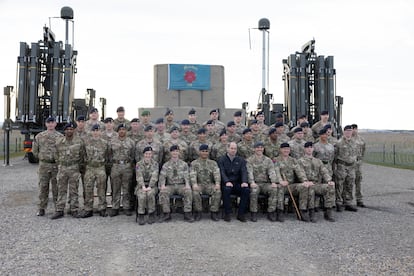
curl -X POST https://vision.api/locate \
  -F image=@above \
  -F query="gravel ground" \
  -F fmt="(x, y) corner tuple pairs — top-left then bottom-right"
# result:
(0, 158), (413, 275)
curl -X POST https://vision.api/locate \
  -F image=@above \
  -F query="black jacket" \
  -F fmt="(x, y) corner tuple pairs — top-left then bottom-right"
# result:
(218, 154), (248, 186)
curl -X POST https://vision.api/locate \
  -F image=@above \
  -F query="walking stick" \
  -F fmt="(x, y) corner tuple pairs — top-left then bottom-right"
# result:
(283, 174), (302, 221)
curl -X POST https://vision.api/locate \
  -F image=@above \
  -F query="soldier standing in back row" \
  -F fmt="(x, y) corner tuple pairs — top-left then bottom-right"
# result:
(114, 106), (131, 130)
(352, 124), (366, 208)
(32, 116), (63, 216)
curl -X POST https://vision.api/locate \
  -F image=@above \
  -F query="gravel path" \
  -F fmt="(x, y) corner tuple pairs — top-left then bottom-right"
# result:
(1, 158), (413, 275)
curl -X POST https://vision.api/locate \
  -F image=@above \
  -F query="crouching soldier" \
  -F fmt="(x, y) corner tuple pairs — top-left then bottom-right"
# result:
(190, 144), (221, 221)
(135, 146), (159, 225)
(298, 142), (336, 222)
(158, 145), (194, 222)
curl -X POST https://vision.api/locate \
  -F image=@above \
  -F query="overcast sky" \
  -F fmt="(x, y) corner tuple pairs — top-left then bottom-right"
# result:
(1, 0), (413, 130)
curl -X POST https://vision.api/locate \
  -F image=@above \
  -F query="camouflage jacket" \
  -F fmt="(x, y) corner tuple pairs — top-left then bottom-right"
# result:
(128, 130), (145, 144)
(110, 136), (135, 164)
(159, 159), (190, 186)
(352, 134), (366, 160)
(298, 155), (332, 183)
(264, 137), (281, 162)
(288, 138), (305, 159)
(163, 139), (189, 163)
(55, 135), (85, 167)
(237, 140), (254, 159)
(335, 137), (358, 165)
(190, 158), (221, 186)
(247, 154), (280, 184)
(136, 159), (159, 188)
(211, 141), (228, 161)
(313, 141), (335, 176)
(274, 155), (307, 184)
(189, 140), (213, 162)
(32, 130), (63, 162)
(135, 139), (163, 164)
(84, 136), (110, 166)
(181, 132), (197, 147)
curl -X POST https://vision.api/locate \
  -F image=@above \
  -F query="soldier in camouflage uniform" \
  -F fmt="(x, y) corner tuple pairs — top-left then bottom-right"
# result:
(288, 128), (306, 159)
(136, 125), (163, 165)
(114, 106), (131, 130)
(80, 124), (110, 218)
(32, 117), (63, 216)
(352, 124), (366, 207)
(275, 143), (314, 222)
(203, 109), (226, 134)
(188, 108), (201, 135)
(325, 124), (338, 146)
(158, 145), (194, 222)
(275, 113), (290, 134)
(205, 120), (219, 144)
(51, 123), (85, 219)
(109, 123), (135, 217)
(85, 107), (105, 132)
(154, 118), (171, 145)
(313, 128), (335, 178)
(233, 110), (246, 136)
(189, 128), (213, 162)
(237, 128), (254, 159)
(102, 117), (118, 197)
(135, 147), (159, 225)
(311, 110), (333, 139)
(334, 125), (358, 212)
(75, 115), (88, 202)
(140, 110), (155, 130)
(211, 129), (228, 161)
(256, 111), (270, 135)
(289, 114), (308, 137)
(190, 144), (221, 221)
(226, 121), (242, 143)
(250, 120), (266, 143)
(128, 118), (144, 144)
(264, 128), (281, 163)
(300, 122), (315, 143)
(163, 126), (188, 163)
(275, 122), (290, 143)
(247, 142), (284, 222)
(180, 119), (197, 147)
(298, 142), (336, 222)
(164, 109), (180, 133)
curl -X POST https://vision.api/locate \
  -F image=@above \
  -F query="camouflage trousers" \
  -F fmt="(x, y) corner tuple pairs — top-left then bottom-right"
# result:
(111, 164), (133, 210)
(355, 161), (363, 203)
(159, 184), (192, 213)
(192, 184), (221, 212)
(335, 163), (356, 206)
(56, 165), (81, 212)
(250, 183), (284, 213)
(288, 183), (315, 210)
(136, 186), (158, 215)
(37, 162), (58, 210)
(313, 183), (335, 208)
(84, 165), (107, 211)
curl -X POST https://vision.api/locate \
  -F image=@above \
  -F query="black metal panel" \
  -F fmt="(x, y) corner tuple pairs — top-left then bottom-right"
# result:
(17, 42), (29, 122)
(51, 42), (62, 119)
(28, 43), (39, 122)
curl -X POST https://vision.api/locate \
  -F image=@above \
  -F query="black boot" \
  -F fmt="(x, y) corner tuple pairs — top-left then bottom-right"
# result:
(345, 205), (358, 212)
(324, 208), (335, 222)
(184, 212), (194, 223)
(211, 212), (219, 221)
(224, 213), (231, 222)
(51, 211), (64, 220)
(357, 202), (366, 208)
(99, 209), (107, 217)
(250, 212), (258, 222)
(160, 212), (171, 222)
(138, 214), (145, 225)
(309, 209), (317, 223)
(237, 214), (247, 222)
(267, 211), (276, 222)
(301, 210), (309, 222)
(148, 212), (156, 224)
(80, 210), (93, 218)
(109, 209), (119, 217)
(193, 211), (202, 221)
(276, 209), (284, 222)
(37, 209), (45, 216)
(125, 209), (133, 216)
(336, 204), (343, 212)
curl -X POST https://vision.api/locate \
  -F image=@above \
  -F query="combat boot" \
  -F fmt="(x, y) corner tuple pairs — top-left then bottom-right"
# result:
(267, 211), (276, 222)
(309, 209), (317, 223)
(276, 209), (284, 222)
(345, 205), (358, 212)
(109, 209), (119, 217)
(71, 211), (80, 218)
(211, 212), (219, 221)
(224, 213), (231, 222)
(300, 210), (309, 222)
(99, 209), (107, 217)
(160, 212), (171, 222)
(237, 214), (247, 222)
(80, 210), (93, 218)
(138, 214), (145, 225)
(125, 208), (133, 216)
(250, 212), (258, 222)
(51, 211), (64, 220)
(148, 212), (156, 224)
(324, 208), (335, 222)
(193, 211), (202, 221)
(357, 202), (366, 208)
(336, 203), (343, 212)
(184, 212), (194, 223)
(37, 209), (45, 217)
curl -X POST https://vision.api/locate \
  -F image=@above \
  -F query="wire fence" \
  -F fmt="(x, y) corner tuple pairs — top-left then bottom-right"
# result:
(0, 131), (23, 159)
(364, 141), (414, 169)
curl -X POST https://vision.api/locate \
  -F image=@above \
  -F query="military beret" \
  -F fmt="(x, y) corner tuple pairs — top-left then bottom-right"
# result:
(206, 120), (214, 125)
(144, 125), (153, 132)
(234, 111), (242, 117)
(268, 127), (277, 135)
(116, 106), (125, 112)
(319, 128), (328, 135)
(104, 117), (114, 123)
(294, 127), (303, 133)
(131, 118), (140, 123)
(76, 115), (85, 121)
(351, 124), (358, 129)
(141, 110), (150, 116)
(275, 122), (284, 128)
(321, 110), (329, 115)
(254, 141), (264, 148)
(170, 145), (179, 152)
(250, 119), (258, 125)
(227, 121), (236, 127)
(155, 118), (164, 124)
(242, 128), (252, 135)
(280, 142), (290, 148)
(256, 111), (264, 116)
(181, 119), (190, 125)
(143, 146), (153, 153)
(188, 108), (196, 115)
(300, 122), (309, 128)
(64, 122), (75, 130)
(91, 124), (100, 131)
(219, 129), (227, 137)
(90, 107), (98, 113)
(304, 141), (313, 148)
(165, 109), (174, 116)
(169, 126), (179, 133)
(117, 123), (127, 131)
(299, 114), (307, 119)
(197, 128), (207, 134)
(276, 113), (284, 118)
(46, 116), (56, 123)
(210, 109), (218, 115)
(324, 124), (332, 130)
(199, 144), (209, 151)
(344, 125), (353, 131)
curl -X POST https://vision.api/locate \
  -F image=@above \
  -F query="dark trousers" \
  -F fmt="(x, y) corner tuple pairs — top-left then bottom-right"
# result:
(223, 185), (250, 216)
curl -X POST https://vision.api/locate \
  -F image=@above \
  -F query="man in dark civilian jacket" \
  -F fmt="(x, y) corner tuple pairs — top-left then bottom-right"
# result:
(218, 142), (250, 222)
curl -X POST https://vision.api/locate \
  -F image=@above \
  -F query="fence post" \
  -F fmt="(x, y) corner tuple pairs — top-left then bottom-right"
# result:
(393, 144), (396, 165)
(15, 138), (18, 152)
(383, 144), (385, 163)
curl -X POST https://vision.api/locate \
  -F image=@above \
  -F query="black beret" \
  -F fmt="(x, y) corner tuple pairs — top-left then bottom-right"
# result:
(280, 142), (290, 148)
(188, 108), (196, 115)
(131, 118), (140, 123)
(116, 106), (125, 112)
(46, 116), (56, 123)
(165, 109), (174, 116)
(344, 125), (353, 131)
(76, 115), (85, 121)
(90, 107), (98, 113)
(304, 141), (313, 148)
(275, 122), (284, 128)
(254, 141), (264, 148)
(64, 123), (75, 130)
(294, 127), (303, 133)
(104, 117), (114, 123)
(155, 118), (164, 124)
(210, 109), (218, 115)
(324, 124), (332, 130)
(91, 124), (100, 131)
(219, 129), (227, 137)
(256, 111), (264, 116)
(181, 119), (190, 125)
(227, 121), (236, 127)
(300, 122), (309, 128)
(117, 123), (127, 131)
(144, 125), (153, 132)
(206, 120), (214, 125)
(169, 126), (179, 133)
(199, 144), (209, 151)
(250, 119), (258, 125)
(242, 128), (252, 135)
(351, 124), (358, 129)
(268, 127), (277, 135)
(299, 114), (307, 119)
(197, 128), (207, 134)
(276, 113), (284, 118)
(170, 145), (179, 152)
(321, 110), (329, 115)
(319, 128), (328, 135)
(234, 111), (242, 117)
(143, 146), (153, 153)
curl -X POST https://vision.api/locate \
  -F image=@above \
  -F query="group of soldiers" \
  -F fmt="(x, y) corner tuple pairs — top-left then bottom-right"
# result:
(33, 106), (366, 224)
